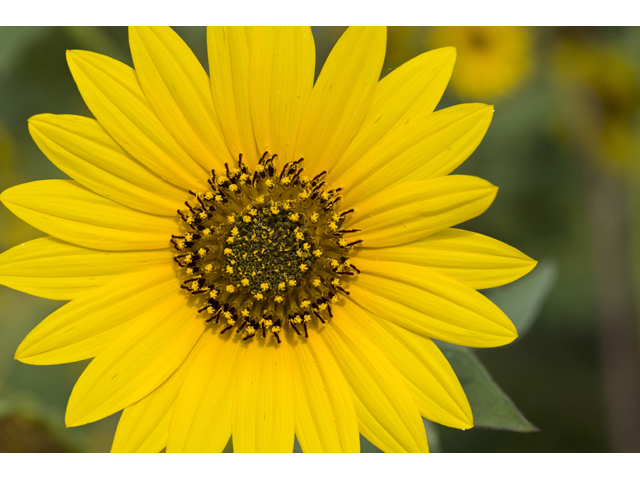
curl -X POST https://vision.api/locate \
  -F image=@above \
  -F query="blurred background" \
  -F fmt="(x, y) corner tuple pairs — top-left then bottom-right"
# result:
(1, 26), (639, 452)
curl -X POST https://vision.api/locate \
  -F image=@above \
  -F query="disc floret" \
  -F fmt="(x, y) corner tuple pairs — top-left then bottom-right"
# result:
(172, 153), (361, 343)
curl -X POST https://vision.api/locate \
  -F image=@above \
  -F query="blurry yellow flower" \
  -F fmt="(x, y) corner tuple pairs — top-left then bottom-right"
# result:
(0, 26), (535, 453)
(555, 37), (640, 168)
(430, 26), (532, 99)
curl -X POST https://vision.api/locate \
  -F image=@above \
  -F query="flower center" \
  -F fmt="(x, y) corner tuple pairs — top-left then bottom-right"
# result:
(171, 153), (361, 343)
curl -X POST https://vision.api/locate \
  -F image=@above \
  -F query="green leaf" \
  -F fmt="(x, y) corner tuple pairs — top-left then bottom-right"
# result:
(484, 258), (558, 336)
(439, 344), (538, 432)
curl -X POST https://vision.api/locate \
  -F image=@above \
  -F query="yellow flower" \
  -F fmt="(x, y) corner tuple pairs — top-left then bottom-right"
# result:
(0, 26), (535, 453)
(430, 26), (532, 99)
(554, 37), (640, 168)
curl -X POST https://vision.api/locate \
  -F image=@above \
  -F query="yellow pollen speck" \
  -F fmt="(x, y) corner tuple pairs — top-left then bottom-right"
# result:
(304, 314), (312, 322)
(296, 232), (304, 241)
(332, 213), (340, 222)
(288, 280), (297, 287)
(190, 281), (199, 290)
(321, 192), (330, 200)
(330, 259), (340, 268)
(198, 248), (207, 256)
(226, 266), (234, 274)
(184, 233), (193, 242)
(246, 326), (256, 335)
(227, 215), (236, 223)
(332, 278), (340, 286)
(328, 222), (337, 231)
(299, 263), (308, 272)
(271, 326), (281, 334)
(177, 240), (186, 249)
(313, 249), (323, 257)
(254, 292), (264, 300)
(255, 165), (265, 173)
(241, 278), (250, 286)
(303, 243), (310, 251)
(338, 239), (348, 247)
(301, 300), (311, 308)
(239, 173), (249, 183)
(278, 282), (286, 291)
(310, 212), (319, 223)
(215, 195), (223, 203)
(265, 179), (275, 188)
(292, 316), (302, 324)
(275, 295), (284, 303)
(243, 215), (252, 223)
(184, 254), (193, 262)
(209, 290), (218, 299)
(256, 195), (265, 204)
(224, 248), (233, 255)
(186, 215), (194, 223)
(226, 285), (235, 293)
(299, 191), (309, 200)
(265, 319), (273, 327)
(260, 283), (270, 291)
(242, 309), (250, 317)
(281, 176), (291, 185)
(301, 176), (310, 184)
(223, 311), (233, 320)
(199, 212), (208, 220)
(204, 264), (213, 273)
(331, 296), (339, 304)
(202, 228), (212, 237)
(227, 318), (236, 325)
(204, 192), (213, 200)
(226, 237), (234, 244)
(249, 208), (258, 216)
(207, 306), (215, 314)
(229, 184), (239, 192)
(312, 278), (321, 287)
(289, 213), (299, 222)
(231, 227), (239, 236)
(318, 303), (328, 311)
(270, 205), (280, 214)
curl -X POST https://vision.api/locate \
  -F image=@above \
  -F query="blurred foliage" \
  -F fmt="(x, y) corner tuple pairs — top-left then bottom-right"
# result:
(2, 26), (640, 452)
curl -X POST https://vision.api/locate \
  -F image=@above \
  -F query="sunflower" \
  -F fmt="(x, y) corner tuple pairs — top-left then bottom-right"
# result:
(429, 26), (532, 99)
(0, 26), (536, 453)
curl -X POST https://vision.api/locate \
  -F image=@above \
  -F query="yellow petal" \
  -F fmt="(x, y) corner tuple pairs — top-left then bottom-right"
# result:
(346, 176), (497, 248)
(292, 340), (359, 452)
(0, 237), (169, 300)
(15, 266), (178, 365)
(304, 333), (361, 453)
(65, 294), (205, 427)
(167, 330), (245, 452)
(207, 27), (259, 165)
(249, 26), (314, 164)
(320, 323), (429, 452)
(350, 258), (518, 347)
(129, 27), (232, 172)
(339, 299), (473, 429)
(66, 50), (208, 190)
(329, 47), (456, 183)
(29, 114), (186, 216)
(295, 27), (386, 175)
(232, 340), (295, 452)
(338, 104), (494, 205)
(1, 180), (178, 251)
(356, 228), (537, 289)
(111, 345), (195, 453)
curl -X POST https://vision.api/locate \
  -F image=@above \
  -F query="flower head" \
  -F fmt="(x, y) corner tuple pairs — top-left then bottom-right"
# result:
(430, 26), (532, 99)
(0, 26), (536, 452)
